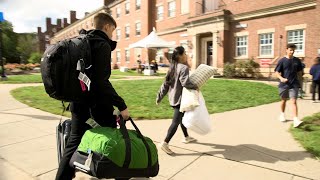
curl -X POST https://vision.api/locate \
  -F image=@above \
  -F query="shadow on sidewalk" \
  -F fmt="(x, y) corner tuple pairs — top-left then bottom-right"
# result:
(173, 142), (311, 163)
(1, 112), (60, 120)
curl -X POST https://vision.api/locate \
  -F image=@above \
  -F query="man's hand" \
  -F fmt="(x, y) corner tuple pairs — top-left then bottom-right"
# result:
(280, 78), (288, 83)
(120, 108), (130, 120)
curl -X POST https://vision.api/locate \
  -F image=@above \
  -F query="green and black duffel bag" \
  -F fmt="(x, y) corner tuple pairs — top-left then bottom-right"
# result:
(69, 117), (159, 179)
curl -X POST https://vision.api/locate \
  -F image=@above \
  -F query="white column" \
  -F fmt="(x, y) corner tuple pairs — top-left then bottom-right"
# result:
(191, 34), (200, 70)
(212, 31), (219, 68)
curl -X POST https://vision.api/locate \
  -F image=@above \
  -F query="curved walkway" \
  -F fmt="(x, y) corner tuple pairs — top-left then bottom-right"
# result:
(0, 81), (320, 180)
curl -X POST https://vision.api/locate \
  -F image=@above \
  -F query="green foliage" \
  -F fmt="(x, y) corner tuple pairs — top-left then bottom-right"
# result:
(223, 59), (260, 78)
(17, 33), (38, 63)
(1, 21), (19, 63)
(223, 63), (236, 78)
(28, 52), (42, 64)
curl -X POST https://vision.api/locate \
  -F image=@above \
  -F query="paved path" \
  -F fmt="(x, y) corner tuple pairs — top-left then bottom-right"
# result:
(0, 80), (320, 180)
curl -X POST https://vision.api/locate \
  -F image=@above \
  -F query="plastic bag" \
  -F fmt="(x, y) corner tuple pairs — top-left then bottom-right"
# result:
(182, 92), (212, 135)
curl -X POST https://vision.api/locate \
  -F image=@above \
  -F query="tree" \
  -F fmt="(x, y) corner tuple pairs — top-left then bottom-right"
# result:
(17, 33), (38, 63)
(28, 52), (42, 64)
(1, 21), (19, 63)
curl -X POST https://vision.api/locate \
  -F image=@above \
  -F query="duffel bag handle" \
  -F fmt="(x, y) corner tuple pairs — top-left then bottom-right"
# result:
(118, 116), (152, 168)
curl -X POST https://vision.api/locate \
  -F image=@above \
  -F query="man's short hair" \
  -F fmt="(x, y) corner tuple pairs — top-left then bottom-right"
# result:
(94, 13), (117, 30)
(287, 43), (297, 49)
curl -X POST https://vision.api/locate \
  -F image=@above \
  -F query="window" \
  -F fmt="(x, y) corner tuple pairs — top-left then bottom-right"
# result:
(136, 0), (141, 10)
(157, 6), (164, 20)
(236, 36), (248, 57)
(116, 51), (121, 63)
(135, 22), (141, 36)
(125, 25), (130, 38)
(259, 33), (273, 56)
(116, 7), (121, 18)
(203, 0), (219, 13)
(287, 29), (304, 55)
(125, 50), (130, 62)
(125, 3), (130, 14)
(181, 0), (190, 14)
(116, 29), (121, 40)
(168, 1), (176, 17)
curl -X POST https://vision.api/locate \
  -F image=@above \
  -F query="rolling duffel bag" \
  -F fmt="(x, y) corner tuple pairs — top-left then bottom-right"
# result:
(69, 117), (159, 179)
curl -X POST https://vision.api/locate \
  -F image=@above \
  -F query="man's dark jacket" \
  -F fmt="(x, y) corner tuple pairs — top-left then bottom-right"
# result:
(88, 29), (127, 111)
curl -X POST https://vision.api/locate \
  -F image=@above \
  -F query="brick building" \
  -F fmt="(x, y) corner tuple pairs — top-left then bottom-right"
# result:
(43, 0), (320, 75)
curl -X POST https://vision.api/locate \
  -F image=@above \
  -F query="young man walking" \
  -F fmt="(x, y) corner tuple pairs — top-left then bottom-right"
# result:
(274, 43), (303, 128)
(55, 13), (130, 180)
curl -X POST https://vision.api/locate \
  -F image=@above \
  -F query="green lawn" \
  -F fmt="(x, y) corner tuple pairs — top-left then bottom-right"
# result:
(290, 113), (320, 159)
(0, 74), (43, 84)
(11, 79), (279, 119)
(0, 70), (164, 84)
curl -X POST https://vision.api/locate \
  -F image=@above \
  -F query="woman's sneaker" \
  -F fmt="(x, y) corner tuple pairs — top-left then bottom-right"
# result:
(182, 136), (197, 144)
(159, 142), (174, 155)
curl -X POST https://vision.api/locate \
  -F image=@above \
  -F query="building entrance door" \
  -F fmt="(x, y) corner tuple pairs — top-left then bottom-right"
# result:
(207, 41), (213, 66)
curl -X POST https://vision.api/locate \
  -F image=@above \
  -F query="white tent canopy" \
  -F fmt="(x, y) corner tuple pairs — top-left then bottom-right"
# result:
(129, 27), (175, 49)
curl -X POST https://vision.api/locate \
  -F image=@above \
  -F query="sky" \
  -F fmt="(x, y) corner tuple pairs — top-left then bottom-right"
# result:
(0, 0), (103, 33)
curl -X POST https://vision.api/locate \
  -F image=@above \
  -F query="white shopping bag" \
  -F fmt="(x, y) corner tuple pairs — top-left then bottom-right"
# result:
(182, 92), (212, 135)
(179, 87), (200, 112)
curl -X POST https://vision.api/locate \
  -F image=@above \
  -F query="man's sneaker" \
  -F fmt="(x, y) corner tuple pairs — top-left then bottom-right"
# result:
(293, 117), (303, 128)
(182, 136), (197, 144)
(159, 142), (174, 155)
(279, 114), (286, 122)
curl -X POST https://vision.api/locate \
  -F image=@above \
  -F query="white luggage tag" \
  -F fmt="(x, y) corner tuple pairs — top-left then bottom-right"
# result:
(78, 72), (91, 91)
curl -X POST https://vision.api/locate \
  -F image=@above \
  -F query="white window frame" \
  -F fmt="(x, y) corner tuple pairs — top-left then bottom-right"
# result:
(116, 50), (121, 63)
(157, 5), (164, 20)
(116, 29), (121, 40)
(168, 1), (176, 18)
(259, 33), (274, 57)
(135, 22), (141, 36)
(125, 2), (130, 14)
(116, 7), (121, 18)
(125, 49), (130, 63)
(125, 25), (130, 38)
(136, 0), (141, 10)
(287, 29), (305, 56)
(235, 36), (248, 58)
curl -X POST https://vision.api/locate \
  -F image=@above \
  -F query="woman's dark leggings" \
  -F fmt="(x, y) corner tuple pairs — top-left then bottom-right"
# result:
(164, 106), (189, 143)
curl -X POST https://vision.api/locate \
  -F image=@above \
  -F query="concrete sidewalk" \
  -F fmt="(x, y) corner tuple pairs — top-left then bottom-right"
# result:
(0, 82), (320, 180)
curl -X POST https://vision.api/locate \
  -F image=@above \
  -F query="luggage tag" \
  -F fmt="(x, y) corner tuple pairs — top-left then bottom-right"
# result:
(77, 60), (91, 91)
(78, 72), (91, 91)
(85, 149), (93, 167)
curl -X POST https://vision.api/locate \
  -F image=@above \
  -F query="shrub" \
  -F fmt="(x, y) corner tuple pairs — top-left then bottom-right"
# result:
(28, 52), (42, 64)
(113, 63), (119, 69)
(223, 63), (236, 78)
(224, 59), (260, 78)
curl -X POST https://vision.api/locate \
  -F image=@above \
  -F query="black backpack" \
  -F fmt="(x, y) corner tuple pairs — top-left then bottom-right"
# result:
(41, 32), (94, 102)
